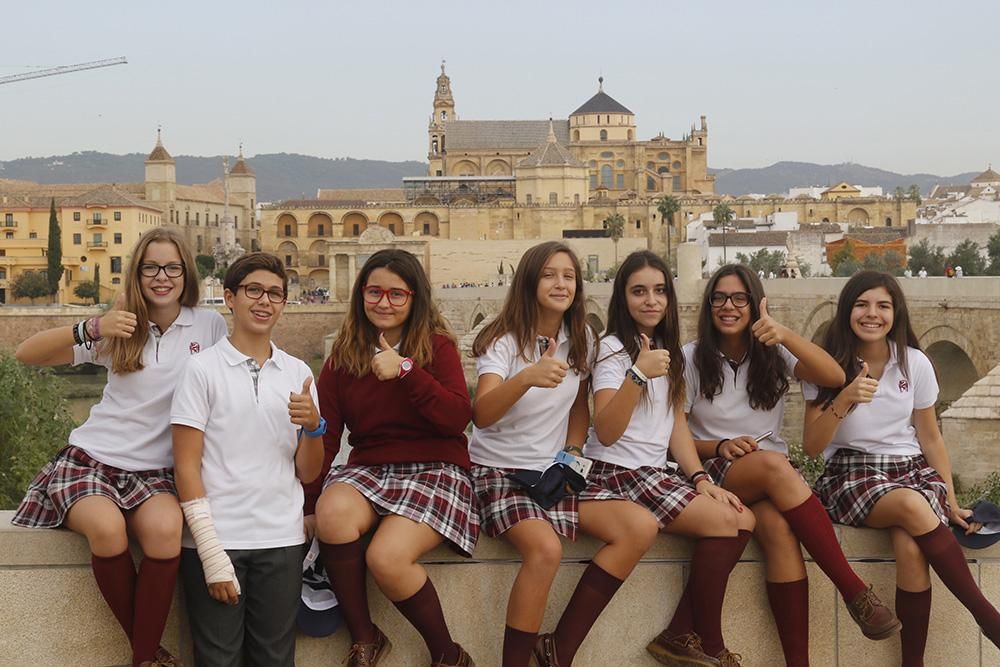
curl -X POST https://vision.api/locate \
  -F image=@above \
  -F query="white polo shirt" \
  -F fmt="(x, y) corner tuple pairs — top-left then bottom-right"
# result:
(69, 307), (227, 471)
(469, 326), (593, 472)
(171, 337), (317, 550)
(802, 344), (937, 460)
(683, 341), (798, 454)
(583, 335), (676, 470)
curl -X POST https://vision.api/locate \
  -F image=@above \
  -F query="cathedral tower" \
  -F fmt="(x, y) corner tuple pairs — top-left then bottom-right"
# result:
(428, 61), (454, 176)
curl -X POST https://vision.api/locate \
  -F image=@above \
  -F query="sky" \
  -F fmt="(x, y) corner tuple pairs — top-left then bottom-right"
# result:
(1, 0), (997, 175)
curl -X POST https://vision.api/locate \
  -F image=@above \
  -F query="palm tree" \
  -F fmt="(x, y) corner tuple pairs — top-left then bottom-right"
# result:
(712, 203), (734, 263)
(656, 195), (681, 275)
(603, 212), (626, 267)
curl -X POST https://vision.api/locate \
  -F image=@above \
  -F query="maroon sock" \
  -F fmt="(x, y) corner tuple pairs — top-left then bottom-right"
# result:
(782, 494), (866, 600)
(664, 586), (693, 637)
(131, 555), (179, 666)
(552, 562), (624, 663)
(91, 550), (136, 640)
(503, 625), (538, 667)
(690, 530), (752, 656)
(319, 539), (375, 643)
(914, 524), (1000, 646)
(896, 587), (931, 667)
(393, 578), (458, 663)
(766, 579), (810, 667)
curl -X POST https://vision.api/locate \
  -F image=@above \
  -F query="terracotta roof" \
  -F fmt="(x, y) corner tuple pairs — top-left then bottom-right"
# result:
(972, 167), (1000, 183)
(518, 123), (586, 168)
(314, 188), (405, 202)
(941, 363), (1000, 420)
(822, 182), (861, 194)
(60, 185), (159, 211)
(229, 158), (254, 176)
(176, 182), (225, 205)
(444, 120), (570, 150)
(571, 86), (633, 116)
(708, 231), (788, 247)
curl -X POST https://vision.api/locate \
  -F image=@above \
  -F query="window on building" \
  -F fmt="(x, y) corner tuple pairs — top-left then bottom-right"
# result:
(93, 233), (103, 245)
(114, 233), (122, 244)
(353, 224), (360, 235)
(885, 217), (892, 226)
(549, 192), (558, 205)
(657, 166), (670, 175)
(0, 249), (5, 256)
(616, 174), (624, 189)
(284, 255), (292, 268)
(616, 159), (625, 168)
(169, 210), (174, 223)
(600, 165), (612, 186)
(234, 216), (238, 225)
(215, 214), (219, 224)
(318, 255), (326, 267)
(600, 129), (607, 141)
(29, 232), (37, 239)
(4, 213), (11, 224)
(111, 277), (121, 285)
(73, 233), (82, 245)
(111, 257), (122, 273)
(635, 219), (641, 229)
(73, 212), (80, 221)
(590, 174), (598, 189)
(114, 211), (121, 221)
(317, 224), (325, 236)
(0, 268), (5, 279)
(574, 194), (580, 205)
(436, 170), (442, 176)
(284, 224), (292, 236)
(600, 151), (614, 159)
(526, 194), (533, 205)
(185, 211), (190, 223)
(195, 212), (200, 223)
(672, 161), (682, 170)
(5, 231), (14, 239)
(423, 223), (431, 235)
(93, 213), (102, 223)
(441, 110), (447, 120)
(197, 236), (203, 252)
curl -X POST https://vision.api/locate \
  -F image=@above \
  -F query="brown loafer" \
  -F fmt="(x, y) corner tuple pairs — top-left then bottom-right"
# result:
(138, 646), (183, 667)
(846, 585), (902, 640)
(343, 625), (392, 667)
(529, 633), (560, 667)
(645, 630), (720, 666)
(715, 649), (743, 667)
(431, 642), (475, 666)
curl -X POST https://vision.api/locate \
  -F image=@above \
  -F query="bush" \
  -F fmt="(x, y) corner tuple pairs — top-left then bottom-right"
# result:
(956, 472), (1000, 509)
(0, 351), (77, 509)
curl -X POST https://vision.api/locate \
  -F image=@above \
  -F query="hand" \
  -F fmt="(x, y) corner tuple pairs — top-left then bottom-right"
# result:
(949, 506), (979, 534)
(372, 331), (404, 381)
(718, 436), (759, 461)
(99, 293), (138, 339)
(635, 333), (671, 379)
(303, 514), (317, 541)
(519, 337), (569, 388)
(697, 480), (745, 512)
(750, 297), (787, 347)
(288, 377), (320, 431)
(208, 581), (240, 605)
(841, 362), (878, 405)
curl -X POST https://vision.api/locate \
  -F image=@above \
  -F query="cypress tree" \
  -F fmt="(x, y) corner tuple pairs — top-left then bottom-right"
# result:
(46, 198), (64, 297)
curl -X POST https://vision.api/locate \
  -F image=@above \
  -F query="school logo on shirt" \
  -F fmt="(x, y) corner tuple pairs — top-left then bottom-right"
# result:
(898, 379), (909, 393)
(189, 342), (201, 354)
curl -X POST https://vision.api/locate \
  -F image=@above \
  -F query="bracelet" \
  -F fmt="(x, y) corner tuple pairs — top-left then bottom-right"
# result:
(626, 366), (647, 387)
(565, 445), (584, 457)
(300, 416), (327, 438)
(71, 321), (85, 346)
(690, 470), (712, 485)
(715, 438), (730, 458)
(85, 317), (102, 342)
(629, 364), (649, 384)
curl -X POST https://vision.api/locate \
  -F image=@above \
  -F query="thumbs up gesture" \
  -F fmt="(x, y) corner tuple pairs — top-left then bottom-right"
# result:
(520, 337), (569, 389)
(372, 331), (405, 381)
(288, 376), (320, 431)
(750, 297), (786, 347)
(634, 333), (671, 379)
(842, 362), (878, 406)
(99, 293), (138, 339)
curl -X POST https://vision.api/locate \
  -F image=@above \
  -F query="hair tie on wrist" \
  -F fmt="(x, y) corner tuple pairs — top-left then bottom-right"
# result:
(690, 470), (712, 485)
(715, 438), (730, 458)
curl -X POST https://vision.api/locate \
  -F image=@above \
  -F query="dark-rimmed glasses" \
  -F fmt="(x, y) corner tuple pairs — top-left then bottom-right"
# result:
(239, 283), (286, 304)
(709, 291), (751, 308)
(140, 263), (185, 278)
(363, 286), (413, 307)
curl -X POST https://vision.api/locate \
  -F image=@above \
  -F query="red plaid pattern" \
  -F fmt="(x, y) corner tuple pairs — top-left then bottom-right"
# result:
(323, 462), (480, 556)
(704, 456), (734, 485)
(471, 464), (579, 539)
(11, 445), (176, 528)
(815, 449), (949, 527)
(578, 461), (698, 528)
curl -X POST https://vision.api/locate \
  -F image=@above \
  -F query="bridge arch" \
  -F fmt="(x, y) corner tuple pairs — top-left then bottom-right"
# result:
(802, 300), (837, 344)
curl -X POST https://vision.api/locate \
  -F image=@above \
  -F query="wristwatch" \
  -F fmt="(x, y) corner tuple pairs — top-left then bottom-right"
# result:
(301, 416), (327, 438)
(398, 357), (414, 379)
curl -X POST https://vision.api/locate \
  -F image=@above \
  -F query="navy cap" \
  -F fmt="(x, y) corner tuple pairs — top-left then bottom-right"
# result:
(297, 601), (343, 638)
(952, 500), (1000, 550)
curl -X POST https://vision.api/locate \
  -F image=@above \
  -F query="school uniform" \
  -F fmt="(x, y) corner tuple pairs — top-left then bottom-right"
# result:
(468, 326), (593, 539)
(682, 341), (798, 484)
(804, 343), (948, 526)
(578, 335), (698, 527)
(171, 337), (316, 667)
(12, 307), (227, 528)
(305, 333), (479, 556)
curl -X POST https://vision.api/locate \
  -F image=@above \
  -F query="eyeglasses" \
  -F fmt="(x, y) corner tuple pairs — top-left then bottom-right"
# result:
(239, 283), (286, 304)
(709, 291), (751, 308)
(363, 286), (414, 307)
(139, 263), (185, 278)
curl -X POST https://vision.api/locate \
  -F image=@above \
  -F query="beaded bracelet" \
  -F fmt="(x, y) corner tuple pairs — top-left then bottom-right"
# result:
(690, 470), (712, 485)
(71, 321), (85, 346)
(626, 366), (648, 387)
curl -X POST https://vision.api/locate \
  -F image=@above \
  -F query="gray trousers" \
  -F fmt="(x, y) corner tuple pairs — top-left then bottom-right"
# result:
(180, 544), (306, 667)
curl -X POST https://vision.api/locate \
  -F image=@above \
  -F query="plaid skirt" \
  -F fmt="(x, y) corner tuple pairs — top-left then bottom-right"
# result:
(11, 445), (176, 528)
(471, 465), (579, 540)
(323, 462), (480, 557)
(814, 449), (949, 527)
(577, 460), (698, 528)
(704, 450), (802, 487)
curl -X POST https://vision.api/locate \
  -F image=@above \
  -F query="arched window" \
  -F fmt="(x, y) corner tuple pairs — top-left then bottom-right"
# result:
(658, 152), (670, 161)
(600, 165), (612, 186)
(647, 176), (656, 191)
(441, 110), (447, 120)
(600, 129), (608, 141)
(573, 129), (580, 141)
(431, 138), (439, 155)
(549, 192), (558, 205)
(885, 217), (892, 226)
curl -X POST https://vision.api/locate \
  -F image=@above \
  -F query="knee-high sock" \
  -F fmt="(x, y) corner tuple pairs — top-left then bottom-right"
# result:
(319, 539), (375, 643)
(502, 625), (538, 667)
(896, 587), (931, 667)
(766, 579), (810, 667)
(552, 562), (624, 664)
(913, 524), (1000, 646)
(393, 578), (458, 664)
(781, 495), (866, 600)
(131, 555), (179, 666)
(687, 530), (752, 656)
(91, 550), (136, 639)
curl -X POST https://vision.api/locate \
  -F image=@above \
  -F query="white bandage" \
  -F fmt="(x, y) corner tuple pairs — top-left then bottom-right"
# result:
(180, 497), (241, 595)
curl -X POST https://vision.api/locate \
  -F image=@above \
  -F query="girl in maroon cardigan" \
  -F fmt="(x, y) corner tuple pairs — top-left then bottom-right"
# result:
(306, 249), (477, 667)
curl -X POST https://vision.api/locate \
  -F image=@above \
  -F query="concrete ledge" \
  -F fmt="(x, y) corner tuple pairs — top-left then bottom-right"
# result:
(3, 511), (999, 666)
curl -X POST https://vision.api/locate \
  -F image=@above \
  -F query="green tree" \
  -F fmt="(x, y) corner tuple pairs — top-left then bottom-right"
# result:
(195, 254), (216, 280)
(656, 195), (681, 274)
(603, 212), (626, 266)
(985, 231), (1000, 276)
(830, 240), (858, 275)
(45, 198), (63, 296)
(947, 240), (986, 276)
(908, 239), (946, 276)
(894, 186), (905, 201)
(11, 271), (51, 303)
(0, 351), (76, 509)
(712, 203), (735, 263)
(906, 184), (922, 206)
(93, 264), (101, 304)
(735, 248), (785, 276)
(73, 280), (98, 302)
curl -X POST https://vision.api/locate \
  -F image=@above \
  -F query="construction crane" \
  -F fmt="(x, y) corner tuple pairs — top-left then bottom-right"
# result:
(0, 57), (127, 86)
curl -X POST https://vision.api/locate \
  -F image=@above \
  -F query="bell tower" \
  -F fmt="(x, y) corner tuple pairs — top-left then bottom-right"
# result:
(428, 60), (454, 176)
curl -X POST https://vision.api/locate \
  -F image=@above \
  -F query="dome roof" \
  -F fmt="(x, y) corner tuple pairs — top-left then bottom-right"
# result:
(571, 78), (633, 116)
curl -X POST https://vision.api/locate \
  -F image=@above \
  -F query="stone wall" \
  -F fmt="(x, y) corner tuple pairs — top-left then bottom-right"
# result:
(912, 222), (1000, 256)
(2, 512), (997, 666)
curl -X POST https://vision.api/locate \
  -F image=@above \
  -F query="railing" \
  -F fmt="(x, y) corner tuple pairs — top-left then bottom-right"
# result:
(86, 241), (108, 248)
(2, 220), (17, 228)
(86, 218), (107, 226)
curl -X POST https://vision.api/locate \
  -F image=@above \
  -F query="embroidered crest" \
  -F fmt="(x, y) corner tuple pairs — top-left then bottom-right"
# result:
(898, 379), (909, 392)
(189, 342), (201, 354)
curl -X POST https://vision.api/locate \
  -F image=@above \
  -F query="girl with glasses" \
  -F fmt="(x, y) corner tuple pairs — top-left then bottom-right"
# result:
(803, 271), (1000, 665)
(586, 251), (754, 667)
(12, 228), (227, 667)
(684, 264), (898, 666)
(308, 249), (477, 667)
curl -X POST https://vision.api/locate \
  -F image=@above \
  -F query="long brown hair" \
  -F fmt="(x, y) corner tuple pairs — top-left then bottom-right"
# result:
(694, 264), (789, 410)
(472, 241), (591, 372)
(104, 228), (200, 374)
(328, 249), (454, 376)
(603, 250), (685, 409)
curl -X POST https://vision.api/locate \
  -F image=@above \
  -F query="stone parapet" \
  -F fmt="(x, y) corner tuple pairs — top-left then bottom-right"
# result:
(2, 511), (999, 666)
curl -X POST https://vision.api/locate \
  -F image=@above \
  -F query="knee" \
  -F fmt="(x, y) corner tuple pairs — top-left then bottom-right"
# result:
(736, 506), (756, 533)
(315, 489), (364, 542)
(758, 453), (800, 490)
(520, 534), (563, 573)
(895, 492), (936, 531)
(894, 533), (923, 563)
(143, 508), (183, 548)
(85, 515), (129, 553)
(620, 509), (660, 551)
(366, 542), (412, 582)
